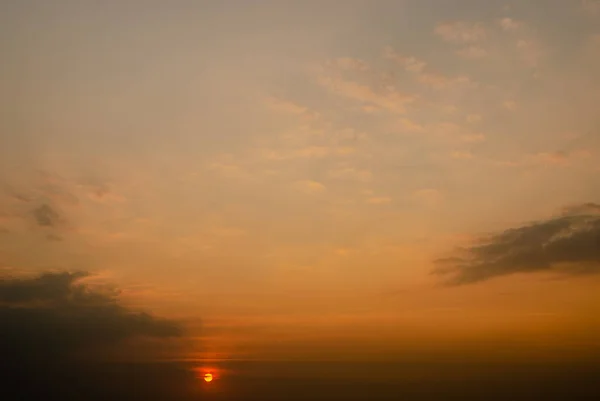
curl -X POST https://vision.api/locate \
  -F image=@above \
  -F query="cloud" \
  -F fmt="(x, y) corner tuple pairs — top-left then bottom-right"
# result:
(317, 73), (415, 114)
(265, 96), (319, 121)
(207, 159), (250, 179)
(506, 149), (593, 168)
(531, 151), (570, 166)
(327, 57), (370, 71)
(460, 133), (486, 143)
(466, 114), (483, 124)
(0, 271), (198, 400)
(32, 203), (61, 227)
(328, 167), (372, 182)
(434, 203), (600, 284)
(456, 45), (488, 59)
(434, 21), (486, 44)
(0, 271), (182, 349)
(366, 197), (392, 205)
(384, 47), (471, 88)
(498, 17), (521, 32)
(79, 182), (126, 203)
(260, 146), (356, 162)
(516, 39), (544, 67)
(294, 180), (326, 193)
(451, 151), (474, 160)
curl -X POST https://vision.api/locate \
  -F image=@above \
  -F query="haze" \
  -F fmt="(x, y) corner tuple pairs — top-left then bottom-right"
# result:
(1, 1), (600, 400)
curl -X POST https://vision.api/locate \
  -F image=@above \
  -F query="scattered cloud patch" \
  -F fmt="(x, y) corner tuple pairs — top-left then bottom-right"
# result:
(318, 74), (415, 114)
(516, 39), (544, 67)
(384, 47), (471, 89)
(434, 21), (486, 44)
(328, 167), (372, 182)
(530, 150), (591, 166)
(460, 133), (486, 143)
(265, 96), (306, 115)
(498, 17), (522, 32)
(33, 204), (61, 227)
(456, 45), (488, 59)
(451, 151), (474, 160)
(294, 180), (326, 194)
(466, 114), (483, 124)
(434, 203), (600, 284)
(367, 196), (392, 205)
(327, 57), (370, 71)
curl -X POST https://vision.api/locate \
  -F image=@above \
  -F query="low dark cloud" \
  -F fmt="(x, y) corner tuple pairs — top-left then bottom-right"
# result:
(33, 203), (61, 227)
(0, 271), (201, 401)
(434, 203), (600, 284)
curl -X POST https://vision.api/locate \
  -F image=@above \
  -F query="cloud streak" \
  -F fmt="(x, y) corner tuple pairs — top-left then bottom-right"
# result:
(434, 204), (600, 284)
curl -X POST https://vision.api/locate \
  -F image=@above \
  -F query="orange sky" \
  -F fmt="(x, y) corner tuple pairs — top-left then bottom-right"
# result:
(1, 0), (600, 363)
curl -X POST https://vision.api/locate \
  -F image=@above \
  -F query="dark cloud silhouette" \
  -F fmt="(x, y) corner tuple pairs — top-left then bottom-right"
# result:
(0, 271), (201, 401)
(434, 203), (600, 284)
(33, 203), (61, 227)
(1, 271), (183, 357)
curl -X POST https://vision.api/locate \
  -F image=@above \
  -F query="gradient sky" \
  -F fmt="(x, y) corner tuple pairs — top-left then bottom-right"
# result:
(2, 0), (600, 363)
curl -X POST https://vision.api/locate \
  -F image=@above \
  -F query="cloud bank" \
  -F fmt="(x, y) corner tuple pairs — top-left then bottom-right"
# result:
(0, 271), (200, 401)
(434, 203), (600, 284)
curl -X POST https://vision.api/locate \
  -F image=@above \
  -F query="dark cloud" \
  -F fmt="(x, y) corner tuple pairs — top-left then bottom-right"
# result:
(0, 271), (201, 401)
(434, 203), (600, 284)
(0, 271), (182, 356)
(33, 203), (61, 227)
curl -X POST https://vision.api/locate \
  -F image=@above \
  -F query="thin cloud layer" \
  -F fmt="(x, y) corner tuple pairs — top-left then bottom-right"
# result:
(434, 204), (600, 284)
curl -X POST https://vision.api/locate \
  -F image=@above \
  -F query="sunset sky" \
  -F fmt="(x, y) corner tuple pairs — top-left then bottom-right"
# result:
(2, 0), (600, 366)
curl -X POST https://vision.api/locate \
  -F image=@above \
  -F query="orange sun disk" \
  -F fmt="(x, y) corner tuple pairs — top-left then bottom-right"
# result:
(204, 373), (213, 383)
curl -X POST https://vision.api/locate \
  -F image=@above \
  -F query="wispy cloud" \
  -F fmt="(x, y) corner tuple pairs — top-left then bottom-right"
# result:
(498, 17), (522, 32)
(456, 45), (488, 59)
(384, 47), (471, 89)
(326, 57), (370, 71)
(434, 21), (486, 44)
(327, 167), (372, 182)
(366, 196), (392, 205)
(516, 38), (544, 68)
(265, 96), (319, 121)
(294, 180), (326, 194)
(451, 151), (474, 160)
(318, 74), (415, 114)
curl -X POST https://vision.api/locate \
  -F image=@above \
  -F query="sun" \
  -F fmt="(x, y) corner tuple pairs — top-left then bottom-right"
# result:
(203, 373), (213, 383)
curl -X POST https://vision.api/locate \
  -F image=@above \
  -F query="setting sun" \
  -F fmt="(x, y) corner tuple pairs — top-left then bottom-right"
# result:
(203, 373), (213, 383)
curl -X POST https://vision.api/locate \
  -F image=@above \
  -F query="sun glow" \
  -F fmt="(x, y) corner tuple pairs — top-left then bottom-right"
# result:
(203, 373), (213, 383)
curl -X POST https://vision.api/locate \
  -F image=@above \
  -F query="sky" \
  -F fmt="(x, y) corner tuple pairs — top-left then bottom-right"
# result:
(2, 0), (600, 377)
